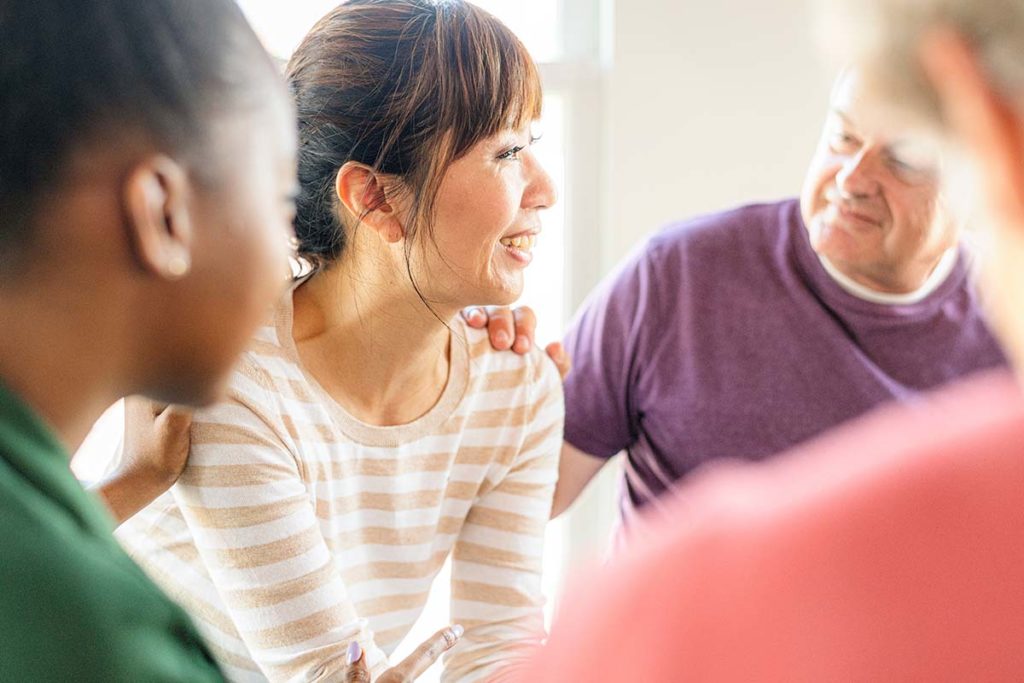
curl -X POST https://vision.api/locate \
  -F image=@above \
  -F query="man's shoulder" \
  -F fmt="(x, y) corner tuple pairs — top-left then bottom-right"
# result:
(647, 198), (801, 259)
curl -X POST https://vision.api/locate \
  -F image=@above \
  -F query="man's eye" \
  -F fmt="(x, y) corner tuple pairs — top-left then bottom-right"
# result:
(830, 133), (859, 151)
(888, 157), (937, 184)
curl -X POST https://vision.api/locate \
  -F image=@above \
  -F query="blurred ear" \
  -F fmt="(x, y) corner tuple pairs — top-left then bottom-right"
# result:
(334, 162), (405, 244)
(921, 28), (1024, 230)
(122, 155), (194, 279)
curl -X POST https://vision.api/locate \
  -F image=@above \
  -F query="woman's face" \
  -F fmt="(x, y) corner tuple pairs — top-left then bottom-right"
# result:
(163, 87), (298, 405)
(408, 125), (557, 309)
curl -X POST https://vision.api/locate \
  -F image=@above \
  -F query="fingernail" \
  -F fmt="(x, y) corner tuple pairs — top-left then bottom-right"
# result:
(468, 308), (483, 322)
(494, 331), (511, 347)
(346, 640), (362, 665)
(515, 336), (531, 352)
(452, 624), (464, 639)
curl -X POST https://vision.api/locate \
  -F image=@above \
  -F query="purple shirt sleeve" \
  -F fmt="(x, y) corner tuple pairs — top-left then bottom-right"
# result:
(562, 241), (665, 459)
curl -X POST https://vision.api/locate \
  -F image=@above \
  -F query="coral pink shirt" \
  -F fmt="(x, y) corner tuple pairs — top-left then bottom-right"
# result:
(525, 370), (1024, 681)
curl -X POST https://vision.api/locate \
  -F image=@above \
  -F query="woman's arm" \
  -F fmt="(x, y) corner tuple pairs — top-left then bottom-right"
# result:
(165, 385), (391, 681)
(444, 356), (564, 683)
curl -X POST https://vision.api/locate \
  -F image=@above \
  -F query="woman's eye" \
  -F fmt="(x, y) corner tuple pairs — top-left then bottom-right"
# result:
(498, 145), (526, 161)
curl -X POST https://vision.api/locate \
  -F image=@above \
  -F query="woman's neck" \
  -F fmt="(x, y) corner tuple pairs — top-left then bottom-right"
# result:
(291, 259), (460, 427)
(0, 279), (128, 454)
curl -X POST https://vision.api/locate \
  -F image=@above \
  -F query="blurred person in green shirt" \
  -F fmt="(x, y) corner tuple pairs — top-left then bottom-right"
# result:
(0, 0), (296, 678)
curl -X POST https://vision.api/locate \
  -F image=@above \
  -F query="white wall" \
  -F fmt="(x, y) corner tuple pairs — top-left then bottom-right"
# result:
(600, 0), (833, 269)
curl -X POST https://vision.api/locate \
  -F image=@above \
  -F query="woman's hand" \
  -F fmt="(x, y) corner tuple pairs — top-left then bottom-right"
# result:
(95, 397), (193, 524)
(344, 626), (463, 682)
(462, 306), (571, 380)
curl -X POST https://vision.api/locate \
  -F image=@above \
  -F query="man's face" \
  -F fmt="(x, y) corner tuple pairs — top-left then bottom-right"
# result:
(799, 69), (955, 293)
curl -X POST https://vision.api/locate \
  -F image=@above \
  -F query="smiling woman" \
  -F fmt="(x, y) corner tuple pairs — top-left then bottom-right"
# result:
(114, 2), (564, 682)
(234, 0), (571, 338)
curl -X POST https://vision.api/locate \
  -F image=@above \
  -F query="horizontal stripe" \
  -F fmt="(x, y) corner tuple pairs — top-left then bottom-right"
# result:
(117, 310), (561, 681)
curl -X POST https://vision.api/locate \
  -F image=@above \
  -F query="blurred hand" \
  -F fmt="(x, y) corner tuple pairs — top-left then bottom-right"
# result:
(96, 397), (193, 524)
(343, 625), (463, 682)
(462, 306), (571, 380)
(122, 396), (193, 483)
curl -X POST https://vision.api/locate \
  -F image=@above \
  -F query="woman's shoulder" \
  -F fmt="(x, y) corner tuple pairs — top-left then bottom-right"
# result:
(199, 316), (304, 423)
(230, 285), (312, 390)
(228, 327), (290, 391)
(457, 317), (562, 397)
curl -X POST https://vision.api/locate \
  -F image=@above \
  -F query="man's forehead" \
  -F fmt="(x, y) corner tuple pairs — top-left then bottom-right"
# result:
(828, 69), (876, 127)
(828, 66), (944, 150)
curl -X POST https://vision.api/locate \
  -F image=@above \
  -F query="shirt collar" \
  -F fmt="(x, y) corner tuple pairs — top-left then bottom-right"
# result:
(817, 248), (959, 306)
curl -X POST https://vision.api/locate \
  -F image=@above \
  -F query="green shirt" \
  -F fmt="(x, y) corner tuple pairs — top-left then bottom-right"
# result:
(0, 383), (224, 681)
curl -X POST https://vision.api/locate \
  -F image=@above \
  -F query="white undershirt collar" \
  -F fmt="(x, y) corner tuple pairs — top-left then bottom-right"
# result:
(818, 247), (959, 305)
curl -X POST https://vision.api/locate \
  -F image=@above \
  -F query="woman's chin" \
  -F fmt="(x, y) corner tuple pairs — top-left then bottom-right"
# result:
(471, 283), (523, 308)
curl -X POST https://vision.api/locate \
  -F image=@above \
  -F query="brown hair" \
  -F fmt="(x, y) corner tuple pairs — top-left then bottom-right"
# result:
(286, 0), (543, 274)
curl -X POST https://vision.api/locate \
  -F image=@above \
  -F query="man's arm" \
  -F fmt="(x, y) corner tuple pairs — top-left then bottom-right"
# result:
(551, 441), (606, 518)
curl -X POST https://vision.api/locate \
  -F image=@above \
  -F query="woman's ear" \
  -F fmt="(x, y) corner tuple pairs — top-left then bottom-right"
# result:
(335, 161), (405, 243)
(122, 155), (194, 280)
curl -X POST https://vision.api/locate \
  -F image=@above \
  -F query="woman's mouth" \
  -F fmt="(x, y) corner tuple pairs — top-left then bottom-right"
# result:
(499, 233), (537, 265)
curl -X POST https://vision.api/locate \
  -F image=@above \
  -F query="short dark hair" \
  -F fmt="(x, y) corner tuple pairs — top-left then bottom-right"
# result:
(0, 0), (273, 268)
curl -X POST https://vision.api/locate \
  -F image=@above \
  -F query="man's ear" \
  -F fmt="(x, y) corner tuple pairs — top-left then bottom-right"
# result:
(921, 28), (1024, 230)
(123, 155), (194, 279)
(335, 161), (405, 244)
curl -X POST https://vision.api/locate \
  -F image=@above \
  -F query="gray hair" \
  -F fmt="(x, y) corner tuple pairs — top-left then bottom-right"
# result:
(818, 0), (1024, 127)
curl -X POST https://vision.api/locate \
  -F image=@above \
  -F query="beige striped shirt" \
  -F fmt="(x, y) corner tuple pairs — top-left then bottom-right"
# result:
(116, 289), (563, 682)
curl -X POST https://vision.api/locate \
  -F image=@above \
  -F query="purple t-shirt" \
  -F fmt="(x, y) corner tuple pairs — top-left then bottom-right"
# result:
(563, 198), (1008, 511)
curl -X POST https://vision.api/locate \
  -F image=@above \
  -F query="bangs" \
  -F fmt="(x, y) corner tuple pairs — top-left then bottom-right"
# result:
(437, 2), (544, 158)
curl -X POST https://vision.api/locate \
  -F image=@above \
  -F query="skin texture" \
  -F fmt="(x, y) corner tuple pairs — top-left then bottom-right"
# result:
(0, 75), (297, 455)
(289, 127), (556, 430)
(415, 128), (557, 308)
(799, 69), (955, 294)
(99, 399), (195, 524)
(344, 627), (463, 682)
(134, 94), (300, 408)
(80, 85), (299, 521)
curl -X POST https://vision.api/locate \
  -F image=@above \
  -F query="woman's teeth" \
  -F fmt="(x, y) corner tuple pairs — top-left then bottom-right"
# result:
(500, 234), (536, 251)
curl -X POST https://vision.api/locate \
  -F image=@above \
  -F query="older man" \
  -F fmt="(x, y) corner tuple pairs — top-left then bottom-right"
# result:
(517, 0), (1024, 680)
(544, 65), (1005, 518)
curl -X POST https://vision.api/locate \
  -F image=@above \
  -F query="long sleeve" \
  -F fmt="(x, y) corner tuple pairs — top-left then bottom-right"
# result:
(443, 355), (564, 683)
(172, 370), (389, 682)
